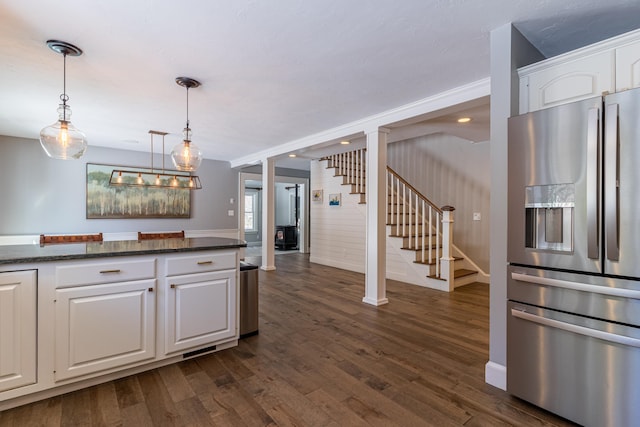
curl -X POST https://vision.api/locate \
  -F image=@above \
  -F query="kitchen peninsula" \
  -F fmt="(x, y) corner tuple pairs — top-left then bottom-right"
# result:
(0, 237), (246, 410)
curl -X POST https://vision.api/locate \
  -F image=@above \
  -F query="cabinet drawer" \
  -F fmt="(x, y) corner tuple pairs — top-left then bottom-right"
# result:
(56, 258), (156, 288)
(166, 251), (236, 276)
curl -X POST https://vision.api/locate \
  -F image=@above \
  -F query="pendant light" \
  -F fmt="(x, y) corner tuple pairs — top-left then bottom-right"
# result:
(39, 40), (87, 160)
(109, 130), (202, 190)
(171, 77), (203, 171)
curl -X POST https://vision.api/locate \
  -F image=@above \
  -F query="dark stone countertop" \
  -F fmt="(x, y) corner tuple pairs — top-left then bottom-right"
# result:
(0, 237), (247, 265)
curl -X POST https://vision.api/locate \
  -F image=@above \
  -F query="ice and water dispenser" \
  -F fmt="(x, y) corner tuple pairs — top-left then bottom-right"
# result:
(524, 184), (574, 252)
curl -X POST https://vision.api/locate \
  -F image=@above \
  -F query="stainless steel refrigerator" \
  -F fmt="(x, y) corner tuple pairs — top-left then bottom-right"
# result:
(507, 87), (640, 427)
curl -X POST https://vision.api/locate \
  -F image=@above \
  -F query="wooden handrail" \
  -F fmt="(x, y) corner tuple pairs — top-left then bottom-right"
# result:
(386, 166), (442, 213)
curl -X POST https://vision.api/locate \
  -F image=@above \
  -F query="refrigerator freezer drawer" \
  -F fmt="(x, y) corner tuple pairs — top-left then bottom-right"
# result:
(508, 265), (640, 326)
(507, 301), (640, 427)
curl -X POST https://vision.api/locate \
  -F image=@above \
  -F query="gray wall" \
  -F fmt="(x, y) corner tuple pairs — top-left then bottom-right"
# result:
(488, 24), (544, 379)
(388, 134), (490, 273)
(275, 182), (296, 226)
(0, 135), (238, 235)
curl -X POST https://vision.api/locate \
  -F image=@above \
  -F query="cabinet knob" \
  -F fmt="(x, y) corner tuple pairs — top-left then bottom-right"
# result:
(170, 284), (176, 289)
(148, 288), (154, 292)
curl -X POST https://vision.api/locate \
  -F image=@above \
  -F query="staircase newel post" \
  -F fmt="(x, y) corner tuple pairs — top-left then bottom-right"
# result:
(441, 206), (455, 291)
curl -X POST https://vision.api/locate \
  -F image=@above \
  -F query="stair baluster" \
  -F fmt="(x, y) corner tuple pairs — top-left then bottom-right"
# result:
(322, 150), (474, 290)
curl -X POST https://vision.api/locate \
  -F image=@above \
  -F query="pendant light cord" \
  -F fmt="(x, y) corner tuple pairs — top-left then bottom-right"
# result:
(60, 52), (68, 122)
(186, 86), (190, 130)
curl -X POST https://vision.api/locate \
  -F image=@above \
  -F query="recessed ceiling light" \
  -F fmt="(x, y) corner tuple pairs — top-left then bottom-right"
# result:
(340, 140), (351, 145)
(457, 117), (472, 123)
(288, 154), (297, 158)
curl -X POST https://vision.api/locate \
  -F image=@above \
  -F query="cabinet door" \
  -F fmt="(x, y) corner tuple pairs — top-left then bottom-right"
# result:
(165, 271), (236, 354)
(522, 50), (614, 113)
(54, 279), (156, 381)
(0, 270), (36, 393)
(616, 40), (640, 91)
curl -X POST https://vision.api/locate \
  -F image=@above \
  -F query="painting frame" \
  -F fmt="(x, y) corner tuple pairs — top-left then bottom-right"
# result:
(86, 163), (192, 219)
(328, 193), (341, 207)
(312, 189), (323, 202)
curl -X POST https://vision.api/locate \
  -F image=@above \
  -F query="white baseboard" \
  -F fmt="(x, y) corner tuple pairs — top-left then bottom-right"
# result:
(485, 361), (507, 390)
(362, 296), (389, 306)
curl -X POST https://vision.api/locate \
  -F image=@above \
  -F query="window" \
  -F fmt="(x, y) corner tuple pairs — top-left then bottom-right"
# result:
(245, 192), (258, 232)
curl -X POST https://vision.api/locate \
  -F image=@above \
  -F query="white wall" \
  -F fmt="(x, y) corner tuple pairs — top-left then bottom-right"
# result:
(388, 134), (490, 273)
(311, 134), (491, 277)
(0, 135), (238, 237)
(309, 160), (366, 272)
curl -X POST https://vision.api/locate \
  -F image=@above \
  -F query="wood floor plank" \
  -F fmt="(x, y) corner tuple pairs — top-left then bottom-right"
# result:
(1, 253), (577, 426)
(305, 388), (369, 427)
(137, 369), (180, 425)
(157, 363), (196, 404)
(88, 382), (121, 426)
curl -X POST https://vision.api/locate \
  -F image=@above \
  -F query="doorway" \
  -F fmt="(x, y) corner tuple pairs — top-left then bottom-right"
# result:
(239, 173), (310, 259)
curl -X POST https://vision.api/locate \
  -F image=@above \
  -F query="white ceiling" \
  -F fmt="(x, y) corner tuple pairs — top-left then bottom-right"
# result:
(1, 0), (640, 170)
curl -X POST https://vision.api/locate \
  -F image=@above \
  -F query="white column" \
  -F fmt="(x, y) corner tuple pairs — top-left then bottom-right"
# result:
(440, 206), (455, 291)
(261, 158), (276, 271)
(363, 127), (389, 306)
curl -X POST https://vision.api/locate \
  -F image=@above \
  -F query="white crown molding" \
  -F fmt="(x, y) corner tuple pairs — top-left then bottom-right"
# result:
(518, 28), (640, 75)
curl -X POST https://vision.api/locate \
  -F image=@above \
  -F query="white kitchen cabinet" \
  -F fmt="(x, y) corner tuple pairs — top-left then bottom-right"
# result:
(519, 50), (615, 114)
(164, 270), (236, 354)
(0, 240), (242, 411)
(164, 251), (237, 355)
(519, 29), (640, 113)
(615, 39), (640, 91)
(0, 270), (36, 393)
(54, 279), (156, 381)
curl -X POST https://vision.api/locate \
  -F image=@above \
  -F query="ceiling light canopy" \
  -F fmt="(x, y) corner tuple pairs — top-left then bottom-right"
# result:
(171, 77), (203, 172)
(39, 40), (87, 160)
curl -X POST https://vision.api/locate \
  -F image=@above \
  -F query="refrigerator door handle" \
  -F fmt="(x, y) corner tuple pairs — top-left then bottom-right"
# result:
(511, 271), (640, 300)
(605, 103), (620, 261)
(511, 308), (640, 348)
(586, 107), (600, 259)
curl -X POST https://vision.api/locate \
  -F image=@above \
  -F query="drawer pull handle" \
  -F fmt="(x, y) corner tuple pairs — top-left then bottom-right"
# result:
(148, 288), (154, 292)
(99, 269), (121, 274)
(170, 284), (176, 289)
(197, 261), (213, 265)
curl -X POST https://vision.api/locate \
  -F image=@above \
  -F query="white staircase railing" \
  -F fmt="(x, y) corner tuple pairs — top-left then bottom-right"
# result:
(325, 149), (366, 194)
(323, 150), (455, 287)
(387, 167), (454, 282)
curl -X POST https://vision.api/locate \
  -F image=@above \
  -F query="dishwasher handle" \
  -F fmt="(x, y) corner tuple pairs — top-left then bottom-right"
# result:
(511, 272), (640, 300)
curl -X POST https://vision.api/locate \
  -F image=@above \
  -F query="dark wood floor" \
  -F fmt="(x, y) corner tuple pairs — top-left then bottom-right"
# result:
(0, 254), (576, 426)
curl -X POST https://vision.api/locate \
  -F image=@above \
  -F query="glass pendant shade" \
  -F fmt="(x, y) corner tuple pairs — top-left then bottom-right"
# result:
(170, 126), (202, 171)
(39, 104), (87, 159)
